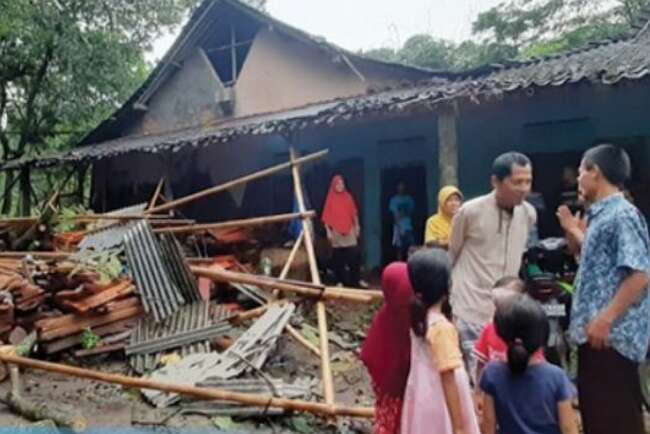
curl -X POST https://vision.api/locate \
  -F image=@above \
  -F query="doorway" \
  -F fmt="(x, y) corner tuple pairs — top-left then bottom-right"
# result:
(380, 164), (428, 266)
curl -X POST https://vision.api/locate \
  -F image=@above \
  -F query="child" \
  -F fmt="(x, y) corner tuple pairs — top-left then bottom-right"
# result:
(360, 262), (413, 434)
(474, 277), (529, 382)
(401, 248), (480, 434)
(479, 295), (578, 434)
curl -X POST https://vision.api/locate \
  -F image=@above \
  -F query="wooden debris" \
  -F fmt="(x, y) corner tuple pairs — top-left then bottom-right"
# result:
(146, 149), (328, 214)
(154, 211), (315, 234)
(0, 354), (374, 419)
(190, 266), (374, 303)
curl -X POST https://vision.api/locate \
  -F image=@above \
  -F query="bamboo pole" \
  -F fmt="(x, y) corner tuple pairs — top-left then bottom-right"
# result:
(190, 266), (372, 303)
(147, 178), (165, 210)
(146, 149), (328, 214)
(289, 148), (335, 406)
(0, 252), (71, 260)
(278, 231), (305, 283)
(73, 214), (170, 221)
(276, 232), (321, 357)
(153, 211), (315, 234)
(0, 354), (374, 419)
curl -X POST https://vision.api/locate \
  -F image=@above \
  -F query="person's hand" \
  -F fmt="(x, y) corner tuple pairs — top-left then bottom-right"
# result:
(556, 205), (581, 233)
(587, 311), (614, 349)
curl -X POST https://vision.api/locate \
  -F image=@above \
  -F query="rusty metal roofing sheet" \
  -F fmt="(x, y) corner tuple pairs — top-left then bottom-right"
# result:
(124, 221), (185, 322)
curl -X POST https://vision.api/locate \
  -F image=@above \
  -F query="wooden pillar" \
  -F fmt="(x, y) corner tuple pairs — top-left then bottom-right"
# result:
(437, 104), (459, 187)
(19, 168), (31, 216)
(76, 164), (88, 206)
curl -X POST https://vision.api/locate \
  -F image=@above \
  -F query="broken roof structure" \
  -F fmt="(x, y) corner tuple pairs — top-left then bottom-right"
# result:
(4, 1), (650, 171)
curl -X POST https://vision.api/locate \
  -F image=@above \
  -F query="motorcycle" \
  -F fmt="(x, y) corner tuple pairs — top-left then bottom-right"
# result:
(521, 237), (577, 368)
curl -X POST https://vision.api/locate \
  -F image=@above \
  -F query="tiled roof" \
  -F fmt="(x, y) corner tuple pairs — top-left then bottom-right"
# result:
(2, 13), (650, 171)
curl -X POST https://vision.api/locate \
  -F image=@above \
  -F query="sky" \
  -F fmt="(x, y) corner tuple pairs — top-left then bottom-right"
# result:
(151, 0), (504, 61)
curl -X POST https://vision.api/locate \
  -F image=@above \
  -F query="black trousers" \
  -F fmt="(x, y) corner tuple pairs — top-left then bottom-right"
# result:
(331, 247), (360, 287)
(578, 344), (644, 434)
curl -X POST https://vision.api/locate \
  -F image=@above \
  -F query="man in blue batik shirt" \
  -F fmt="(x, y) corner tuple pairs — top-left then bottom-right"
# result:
(557, 144), (650, 434)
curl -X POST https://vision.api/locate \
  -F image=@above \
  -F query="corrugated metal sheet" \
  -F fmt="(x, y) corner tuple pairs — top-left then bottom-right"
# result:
(181, 377), (314, 417)
(124, 221), (185, 322)
(158, 233), (202, 302)
(74, 203), (147, 257)
(144, 303), (295, 407)
(128, 302), (231, 374)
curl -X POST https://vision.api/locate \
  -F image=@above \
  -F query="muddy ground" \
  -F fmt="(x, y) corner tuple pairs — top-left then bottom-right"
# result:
(1, 297), (649, 433)
(0, 301), (379, 433)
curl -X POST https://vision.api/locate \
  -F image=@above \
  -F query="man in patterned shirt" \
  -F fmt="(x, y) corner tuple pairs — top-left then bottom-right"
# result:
(561, 144), (650, 434)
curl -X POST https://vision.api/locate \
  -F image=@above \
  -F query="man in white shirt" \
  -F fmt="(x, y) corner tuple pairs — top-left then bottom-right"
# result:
(449, 152), (536, 380)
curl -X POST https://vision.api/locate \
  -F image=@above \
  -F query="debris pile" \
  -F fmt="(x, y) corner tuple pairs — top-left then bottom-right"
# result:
(0, 148), (383, 429)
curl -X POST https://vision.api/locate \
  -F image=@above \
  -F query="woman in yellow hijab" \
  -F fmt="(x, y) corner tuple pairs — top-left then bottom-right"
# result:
(424, 185), (463, 248)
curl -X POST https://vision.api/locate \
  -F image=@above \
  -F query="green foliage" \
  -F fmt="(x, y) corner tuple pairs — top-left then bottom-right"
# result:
(69, 248), (124, 284)
(0, 0), (201, 215)
(53, 204), (90, 233)
(360, 0), (649, 71)
(81, 328), (100, 350)
(474, 0), (649, 58)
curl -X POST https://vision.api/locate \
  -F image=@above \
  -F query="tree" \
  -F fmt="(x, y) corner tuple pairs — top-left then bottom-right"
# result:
(473, 0), (649, 57)
(0, 0), (200, 215)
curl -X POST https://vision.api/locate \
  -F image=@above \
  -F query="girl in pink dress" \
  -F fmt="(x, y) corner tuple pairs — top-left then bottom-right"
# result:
(401, 248), (480, 434)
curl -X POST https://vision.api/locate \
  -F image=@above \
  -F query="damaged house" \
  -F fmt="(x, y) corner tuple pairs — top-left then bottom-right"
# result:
(3, 0), (650, 267)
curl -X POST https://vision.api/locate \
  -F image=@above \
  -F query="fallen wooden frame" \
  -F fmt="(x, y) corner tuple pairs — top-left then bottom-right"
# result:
(190, 266), (374, 303)
(0, 354), (374, 419)
(153, 211), (315, 234)
(146, 149), (328, 214)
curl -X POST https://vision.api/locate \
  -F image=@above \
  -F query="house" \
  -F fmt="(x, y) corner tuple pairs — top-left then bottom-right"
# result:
(4, 1), (650, 268)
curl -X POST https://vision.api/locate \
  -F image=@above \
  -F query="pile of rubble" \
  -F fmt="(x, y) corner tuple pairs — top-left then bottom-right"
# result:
(0, 148), (383, 428)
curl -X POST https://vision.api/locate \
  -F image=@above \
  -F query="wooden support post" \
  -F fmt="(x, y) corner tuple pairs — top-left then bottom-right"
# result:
(19, 168), (31, 217)
(437, 104), (459, 188)
(76, 164), (88, 206)
(289, 148), (335, 407)
(146, 149), (328, 214)
(0, 354), (374, 419)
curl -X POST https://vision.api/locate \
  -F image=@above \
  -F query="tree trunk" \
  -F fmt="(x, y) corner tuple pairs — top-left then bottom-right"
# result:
(2, 171), (15, 215)
(19, 169), (31, 217)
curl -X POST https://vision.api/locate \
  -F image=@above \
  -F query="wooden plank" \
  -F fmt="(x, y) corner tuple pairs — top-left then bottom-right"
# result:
(43, 318), (136, 354)
(146, 149), (328, 214)
(36, 297), (141, 331)
(289, 148), (335, 406)
(74, 342), (126, 357)
(60, 280), (134, 314)
(38, 306), (144, 341)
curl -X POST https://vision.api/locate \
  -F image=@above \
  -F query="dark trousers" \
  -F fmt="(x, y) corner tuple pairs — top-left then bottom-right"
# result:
(578, 344), (644, 434)
(331, 247), (360, 287)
